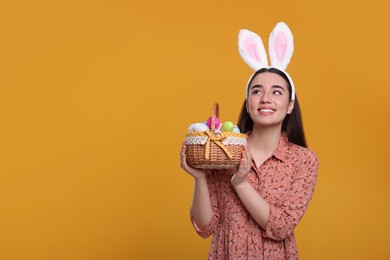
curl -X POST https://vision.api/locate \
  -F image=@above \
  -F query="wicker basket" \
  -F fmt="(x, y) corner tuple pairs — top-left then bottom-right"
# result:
(185, 103), (247, 169)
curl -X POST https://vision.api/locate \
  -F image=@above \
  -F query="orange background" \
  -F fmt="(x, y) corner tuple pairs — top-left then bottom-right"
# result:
(1, 0), (389, 259)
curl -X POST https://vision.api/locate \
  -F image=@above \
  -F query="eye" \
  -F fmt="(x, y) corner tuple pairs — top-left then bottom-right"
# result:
(251, 89), (262, 95)
(273, 90), (282, 95)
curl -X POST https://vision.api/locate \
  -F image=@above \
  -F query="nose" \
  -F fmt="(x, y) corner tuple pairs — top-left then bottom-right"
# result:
(260, 91), (271, 104)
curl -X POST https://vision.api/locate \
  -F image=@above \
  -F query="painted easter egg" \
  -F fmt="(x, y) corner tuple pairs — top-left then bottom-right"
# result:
(206, 117), (220, 129)
(221, 121), (234, 132)
(188, 123), (209, 133)
(233, 125), (241, 133)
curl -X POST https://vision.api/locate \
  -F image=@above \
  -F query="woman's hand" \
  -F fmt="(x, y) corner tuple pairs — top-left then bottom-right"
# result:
(231, 144), (252, 188)
(180, 141), (206, 180)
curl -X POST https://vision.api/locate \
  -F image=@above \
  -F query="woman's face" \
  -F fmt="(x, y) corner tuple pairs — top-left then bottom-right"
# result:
(246, 72), (294, 128)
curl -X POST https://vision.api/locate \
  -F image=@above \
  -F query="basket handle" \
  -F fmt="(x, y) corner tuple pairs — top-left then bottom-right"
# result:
(210, 102), (219, 132)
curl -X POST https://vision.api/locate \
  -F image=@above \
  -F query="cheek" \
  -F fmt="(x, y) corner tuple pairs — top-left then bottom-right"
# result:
(247, 99), (258, 112)
(278, 98), (292, 111)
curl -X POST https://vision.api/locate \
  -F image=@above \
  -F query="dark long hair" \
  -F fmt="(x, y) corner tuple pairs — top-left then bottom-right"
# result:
(237, 68), (308, 148)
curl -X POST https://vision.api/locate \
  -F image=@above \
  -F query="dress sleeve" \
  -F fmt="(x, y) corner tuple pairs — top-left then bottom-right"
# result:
(190, 170), (220, 238)
(263, 150), (319, 241)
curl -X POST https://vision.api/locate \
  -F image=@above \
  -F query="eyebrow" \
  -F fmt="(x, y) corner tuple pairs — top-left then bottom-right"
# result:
(250, 85), (286, 91)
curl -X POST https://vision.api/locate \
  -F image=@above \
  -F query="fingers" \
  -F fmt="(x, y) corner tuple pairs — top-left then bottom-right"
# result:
(232, 151), (250, 187)
(243, 144), (252, 162)
(238, 145), (251, 172)
(180, 142), (197, 175)
(231, 144), (252, 187)
(180, 141), (186, 157)
(234, 147), (251, 183)
(237, 156), (247, 175)
(180, 141), (188, 169)
(180, 142), (206, 179)
(240, 150), (247, 170)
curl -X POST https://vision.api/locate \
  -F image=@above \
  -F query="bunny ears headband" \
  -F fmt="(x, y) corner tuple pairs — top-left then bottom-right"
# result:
(238, 22), (296, 100)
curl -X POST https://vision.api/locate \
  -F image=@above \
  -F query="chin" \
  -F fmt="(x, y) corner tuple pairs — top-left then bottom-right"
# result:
(253, 121), (283, 128)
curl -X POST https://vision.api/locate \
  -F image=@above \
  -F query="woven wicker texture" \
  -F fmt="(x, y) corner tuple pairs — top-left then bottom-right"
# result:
(185, 103), (247, 169)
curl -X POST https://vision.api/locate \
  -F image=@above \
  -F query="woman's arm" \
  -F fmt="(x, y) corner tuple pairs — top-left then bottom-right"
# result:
(263, 150), (319, 240)
(232, 145), (319, 240)
(231, 144), (270, 229)
(180, 142), (213, 230)
(190, 175), (213, 229)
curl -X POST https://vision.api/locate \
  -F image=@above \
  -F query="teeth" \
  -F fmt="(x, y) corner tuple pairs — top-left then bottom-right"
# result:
(260, 109), (274, 112)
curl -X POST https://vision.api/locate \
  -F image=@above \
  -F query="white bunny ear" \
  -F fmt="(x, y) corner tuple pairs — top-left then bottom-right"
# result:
(268, 22), (294, 70)
(238, 29), (268, 71)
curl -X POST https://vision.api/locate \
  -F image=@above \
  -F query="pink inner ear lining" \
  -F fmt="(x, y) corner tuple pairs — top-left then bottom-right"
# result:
(244, 38), (260, 62)
(274, 32), (288, 62)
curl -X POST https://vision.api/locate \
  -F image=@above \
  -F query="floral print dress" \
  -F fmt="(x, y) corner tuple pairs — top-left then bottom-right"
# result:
(191, 133), (319, 259)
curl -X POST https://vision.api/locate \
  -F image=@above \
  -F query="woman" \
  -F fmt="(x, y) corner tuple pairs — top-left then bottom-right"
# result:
(180, 23), (319, 259)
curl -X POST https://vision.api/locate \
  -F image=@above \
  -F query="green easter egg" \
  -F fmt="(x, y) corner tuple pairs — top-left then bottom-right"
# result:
(222, 121), (234, 132)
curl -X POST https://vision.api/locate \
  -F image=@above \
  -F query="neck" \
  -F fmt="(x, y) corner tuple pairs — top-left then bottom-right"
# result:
(248, 124), (282, 154)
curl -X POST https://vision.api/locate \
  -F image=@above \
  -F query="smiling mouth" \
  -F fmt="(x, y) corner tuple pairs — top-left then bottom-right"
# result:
(258, 108), (275, 112)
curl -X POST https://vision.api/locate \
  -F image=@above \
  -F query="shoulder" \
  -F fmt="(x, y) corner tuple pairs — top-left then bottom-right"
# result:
(289, 142), (318, 160)
(287, 142), (319, 170)
(279, 133), (318, 163)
